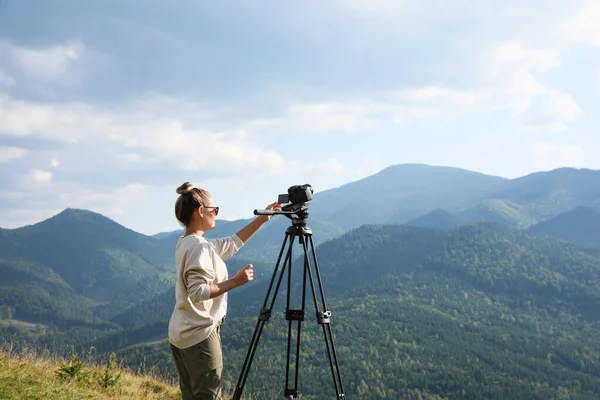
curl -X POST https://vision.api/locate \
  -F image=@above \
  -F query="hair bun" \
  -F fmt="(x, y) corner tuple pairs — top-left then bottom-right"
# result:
(176, 182), (194, 195)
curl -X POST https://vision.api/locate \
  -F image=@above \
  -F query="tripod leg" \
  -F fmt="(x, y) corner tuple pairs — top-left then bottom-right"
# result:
(233, 233), (295, 400)
(284, 234), (308, 399)
(302, 235), (346, 399)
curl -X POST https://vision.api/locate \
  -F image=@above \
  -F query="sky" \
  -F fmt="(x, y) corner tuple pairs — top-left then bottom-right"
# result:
(0, 0), (599, 235)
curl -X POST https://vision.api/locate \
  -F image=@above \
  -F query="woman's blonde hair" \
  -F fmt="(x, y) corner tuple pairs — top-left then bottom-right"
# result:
(174, 182), (211, 227)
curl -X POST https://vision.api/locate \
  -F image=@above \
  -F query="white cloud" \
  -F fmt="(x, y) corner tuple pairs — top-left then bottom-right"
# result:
(397, 86), (481, 104)
(118, 153), (142, 163)
(59, 183), (150, 213)
(0, 95), (91, 142)
(50, 159), (60, 167)
(2, 40), (85, 79)
(388, 42), (581, 132)
(307, 157), (344, 174)
(519, 90), (582, 132)
(31, 169), (53, 183)
(526, 138), (585, 171)
(108, 118), (287, 174)
(0, 95), (287, 175)
(0, 182), (154, 229)
(246, 101), (380, 135)
(0, 69), (15, 86)
(563, 3), (600, 46)
(0, 147), (27, 163)
(0, 207), (63, 228)
(334, 0), (408, 18)
(487, 43), (559, 77)
(392, 86), (486, 122)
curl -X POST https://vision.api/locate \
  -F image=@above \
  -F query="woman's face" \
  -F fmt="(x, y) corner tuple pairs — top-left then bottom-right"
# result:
(200, 196), (219, 230)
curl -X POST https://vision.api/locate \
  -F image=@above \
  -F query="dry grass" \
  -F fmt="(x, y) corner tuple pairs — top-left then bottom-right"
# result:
(0, 345), (183, 399)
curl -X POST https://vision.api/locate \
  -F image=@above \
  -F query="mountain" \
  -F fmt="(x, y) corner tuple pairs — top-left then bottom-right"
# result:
(0, 208), (174, 303)
(309, 163), (506, 228)
(310, 165), (600, 230)
(406, 200), (538, 232)
(528, 206), (600, 249)
(455, 198), (537, 229)
(406, 209), (463, 230)
(156, 165), (600, 261)
(487, 167), (600, 221)
(0, 258), (98, 327)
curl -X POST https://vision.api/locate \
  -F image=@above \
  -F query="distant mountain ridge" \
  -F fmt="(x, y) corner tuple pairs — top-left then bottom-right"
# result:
(528, 206), (600, 250)
(146, 165), (600, 266)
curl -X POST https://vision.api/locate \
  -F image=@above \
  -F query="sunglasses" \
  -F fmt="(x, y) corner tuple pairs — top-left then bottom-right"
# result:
(203, 206), (219, 216)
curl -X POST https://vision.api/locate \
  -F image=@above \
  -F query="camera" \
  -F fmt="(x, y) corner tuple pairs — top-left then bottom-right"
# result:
(278, 184), (313, 205)
(255, 184), (313, 223)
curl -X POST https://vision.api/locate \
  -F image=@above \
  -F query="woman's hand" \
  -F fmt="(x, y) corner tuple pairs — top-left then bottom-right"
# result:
(233, 264), (254, 287)
(263, 202), (282, 222)
(236, 201), (283, 243)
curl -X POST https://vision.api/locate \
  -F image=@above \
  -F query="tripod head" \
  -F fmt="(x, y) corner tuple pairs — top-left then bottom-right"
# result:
(254, 184), (313, 226)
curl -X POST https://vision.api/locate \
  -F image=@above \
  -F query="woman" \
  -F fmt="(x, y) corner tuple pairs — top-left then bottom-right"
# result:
(168, 181), (280, 399)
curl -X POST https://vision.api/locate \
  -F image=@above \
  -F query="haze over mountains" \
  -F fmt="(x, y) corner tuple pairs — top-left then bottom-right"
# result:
(2, 163), (600, 399)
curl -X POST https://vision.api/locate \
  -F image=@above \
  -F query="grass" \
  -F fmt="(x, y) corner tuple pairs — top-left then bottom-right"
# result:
(0, 345), (182, 400)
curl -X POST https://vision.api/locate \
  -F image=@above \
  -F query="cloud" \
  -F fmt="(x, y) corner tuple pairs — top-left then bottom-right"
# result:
(245, 101), (380, 135)
(0, 147), (27, 163)
(334, 0), (408, 18)
(305, 157), (344, 174)
(0, 69), (14, 86)
(241, 41), (579, 134)
(0, 94), (287, 176)
(0, 39), (104, 98)
(563, 2), (600, 46)
(6, 40), (85, 79)
(50, 159), (60, 167)
(0, 181), (153, 229)
(519, 90), (582, 132)
(391, 86), (486, 122)
(526, 138), (585, 170)
(0, 95), (91, 142)
(31, 169), (53, 183)
(0, 207), (64, 228)
(387, 42), (581, 131)
(487, 43), (559, 77)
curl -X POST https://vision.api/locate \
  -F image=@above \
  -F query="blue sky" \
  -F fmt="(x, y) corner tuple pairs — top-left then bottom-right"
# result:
(0, 0), (599, 234)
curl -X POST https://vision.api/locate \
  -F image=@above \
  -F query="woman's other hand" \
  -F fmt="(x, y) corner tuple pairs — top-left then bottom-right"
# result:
(233, 264), (254, 286)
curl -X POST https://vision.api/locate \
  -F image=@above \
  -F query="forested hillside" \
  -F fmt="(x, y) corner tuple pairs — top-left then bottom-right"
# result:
(85, 224), (600, 398)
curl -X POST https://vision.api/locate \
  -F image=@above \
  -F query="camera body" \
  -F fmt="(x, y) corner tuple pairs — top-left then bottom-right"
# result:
(278, 184), (313, 205)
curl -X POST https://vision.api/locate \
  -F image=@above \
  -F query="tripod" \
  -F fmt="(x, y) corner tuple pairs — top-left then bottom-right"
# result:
(233, 204), (345, 399)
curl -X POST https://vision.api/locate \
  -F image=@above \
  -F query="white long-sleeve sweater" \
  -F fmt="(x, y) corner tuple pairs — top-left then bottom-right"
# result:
(168, 233), (244, 349)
